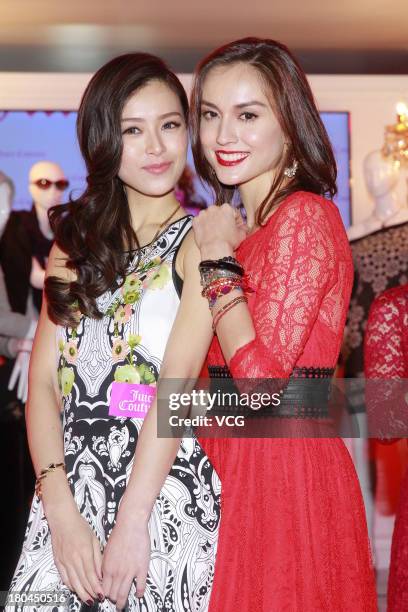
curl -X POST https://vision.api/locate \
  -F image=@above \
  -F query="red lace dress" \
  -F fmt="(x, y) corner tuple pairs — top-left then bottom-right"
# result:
(200, 191), (377, 612)
(364, 284), (408, 612)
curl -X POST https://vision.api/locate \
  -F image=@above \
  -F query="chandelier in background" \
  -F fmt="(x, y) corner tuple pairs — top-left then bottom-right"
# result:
(382, 101), (408, 166)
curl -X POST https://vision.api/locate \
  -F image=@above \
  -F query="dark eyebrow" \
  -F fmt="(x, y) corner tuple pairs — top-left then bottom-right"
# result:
(121, 111), (183, 122)
(235, 101), (267, 109)
(201, 100), (267, 110)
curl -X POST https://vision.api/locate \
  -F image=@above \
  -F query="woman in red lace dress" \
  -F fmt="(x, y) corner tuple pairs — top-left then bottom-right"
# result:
(189, 38), (377, 611)
(111, 38), (377, 611)
(365, 284), (408, 611)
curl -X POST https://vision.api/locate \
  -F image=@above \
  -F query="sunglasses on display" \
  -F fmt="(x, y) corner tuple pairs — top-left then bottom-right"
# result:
(31, 178), (70, 191)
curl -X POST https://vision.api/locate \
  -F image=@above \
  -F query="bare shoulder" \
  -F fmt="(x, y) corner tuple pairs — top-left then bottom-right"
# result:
(46, 243), (76, 282)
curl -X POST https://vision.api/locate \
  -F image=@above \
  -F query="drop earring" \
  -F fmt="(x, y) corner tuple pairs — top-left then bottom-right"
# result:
(283, 159), (299, 179)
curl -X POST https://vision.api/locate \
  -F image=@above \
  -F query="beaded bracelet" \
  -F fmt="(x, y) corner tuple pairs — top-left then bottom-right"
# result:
(201, 274), (243, 294)
(201, 255), (243, 267)
(202, 276), (242, 290)
(199, 255), (244, 273)
(199, 267), (242, 287)
(199, 260), (244, 275)
(212, 295), (248, 331)
(202, 278), (243, 308)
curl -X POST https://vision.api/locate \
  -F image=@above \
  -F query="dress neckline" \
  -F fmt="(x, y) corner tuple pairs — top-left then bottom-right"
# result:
(125, 214), (192, 253)
(237, 191), (295, 252)
(237, 191), (330, 253)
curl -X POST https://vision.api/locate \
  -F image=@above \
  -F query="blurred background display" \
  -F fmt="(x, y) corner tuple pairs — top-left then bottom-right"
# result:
(0, 109), (351, 226)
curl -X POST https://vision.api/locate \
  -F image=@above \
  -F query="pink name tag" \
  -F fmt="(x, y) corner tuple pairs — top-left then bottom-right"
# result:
(109, 382), (156, 419)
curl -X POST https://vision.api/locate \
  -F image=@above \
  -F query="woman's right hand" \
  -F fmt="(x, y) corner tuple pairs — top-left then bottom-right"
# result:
(47, 504), (104, 604)
(192, 203), (248, 259)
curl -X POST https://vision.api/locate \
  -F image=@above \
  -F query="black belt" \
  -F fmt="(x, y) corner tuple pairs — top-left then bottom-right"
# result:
(207, 365), (334, 419)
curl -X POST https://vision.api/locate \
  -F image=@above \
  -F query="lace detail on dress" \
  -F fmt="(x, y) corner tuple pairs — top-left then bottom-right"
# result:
(201, 193), (376, 612)
(227, 193), (353, 379)
(364, 284), (408, 439)
(364, 284), (408, 378)
(364, 285), (408, 611)
(8, 216), (221, 612)
(343, 221), (408, 380)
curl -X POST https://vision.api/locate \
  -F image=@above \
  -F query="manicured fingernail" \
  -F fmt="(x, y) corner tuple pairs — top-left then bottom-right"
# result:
(98, 593), (104, 601)
(86, 599), (93, 606)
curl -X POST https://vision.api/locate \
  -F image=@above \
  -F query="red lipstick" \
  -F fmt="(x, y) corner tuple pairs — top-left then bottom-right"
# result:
(215, 150), (250, 167)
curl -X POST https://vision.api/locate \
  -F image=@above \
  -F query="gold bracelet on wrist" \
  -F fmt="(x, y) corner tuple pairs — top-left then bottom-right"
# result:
(35, 462), (66, 500)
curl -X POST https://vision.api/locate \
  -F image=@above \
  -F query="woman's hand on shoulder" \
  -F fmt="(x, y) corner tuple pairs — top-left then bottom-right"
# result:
(192, 203), (247, 260)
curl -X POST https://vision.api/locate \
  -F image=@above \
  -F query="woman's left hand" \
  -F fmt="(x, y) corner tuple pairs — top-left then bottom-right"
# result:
(193, 203), (248, 259)
(102, 518), (150, 608)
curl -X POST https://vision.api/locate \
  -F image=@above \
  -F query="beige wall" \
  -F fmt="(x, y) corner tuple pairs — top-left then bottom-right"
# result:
(1, 72), (407, 225)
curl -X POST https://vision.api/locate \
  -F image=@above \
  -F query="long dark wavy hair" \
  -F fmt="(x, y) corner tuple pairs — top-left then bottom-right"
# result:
(45, 53), (188, 327)
(190, 37), (337, 225)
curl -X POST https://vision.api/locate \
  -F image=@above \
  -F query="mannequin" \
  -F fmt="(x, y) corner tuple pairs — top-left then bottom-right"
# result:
(0, 180), (11, 235)
(364, 284), (408, 611)
(347, 150), (407, 241)
(28, 161), (68, 289)
(0, 160), (68, 314)
(0, 173), (35, 364)
(343, 149), (408, 556)
(344, 147), (408, 380)
(0, 172), (36, 591)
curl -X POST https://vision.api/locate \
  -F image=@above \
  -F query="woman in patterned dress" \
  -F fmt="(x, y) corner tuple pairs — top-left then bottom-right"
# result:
(7, 54), (220, 611)
(108, 39), (377, 611)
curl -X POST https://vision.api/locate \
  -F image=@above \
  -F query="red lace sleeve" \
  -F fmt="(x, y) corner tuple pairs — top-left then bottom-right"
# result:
(229, 196), (337, 379)
(364, 287), (408, 440)
(364, 290), (407, 378)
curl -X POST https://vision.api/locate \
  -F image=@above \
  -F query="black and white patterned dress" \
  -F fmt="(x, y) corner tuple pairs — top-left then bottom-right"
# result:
(7, 216), (221, 612)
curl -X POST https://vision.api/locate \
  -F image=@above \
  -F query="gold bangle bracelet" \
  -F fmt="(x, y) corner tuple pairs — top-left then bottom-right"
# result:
(35, 462), (66, 500)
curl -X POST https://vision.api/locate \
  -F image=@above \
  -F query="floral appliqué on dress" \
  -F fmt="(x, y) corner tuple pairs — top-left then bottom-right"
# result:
(57, 256), (172, 396)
